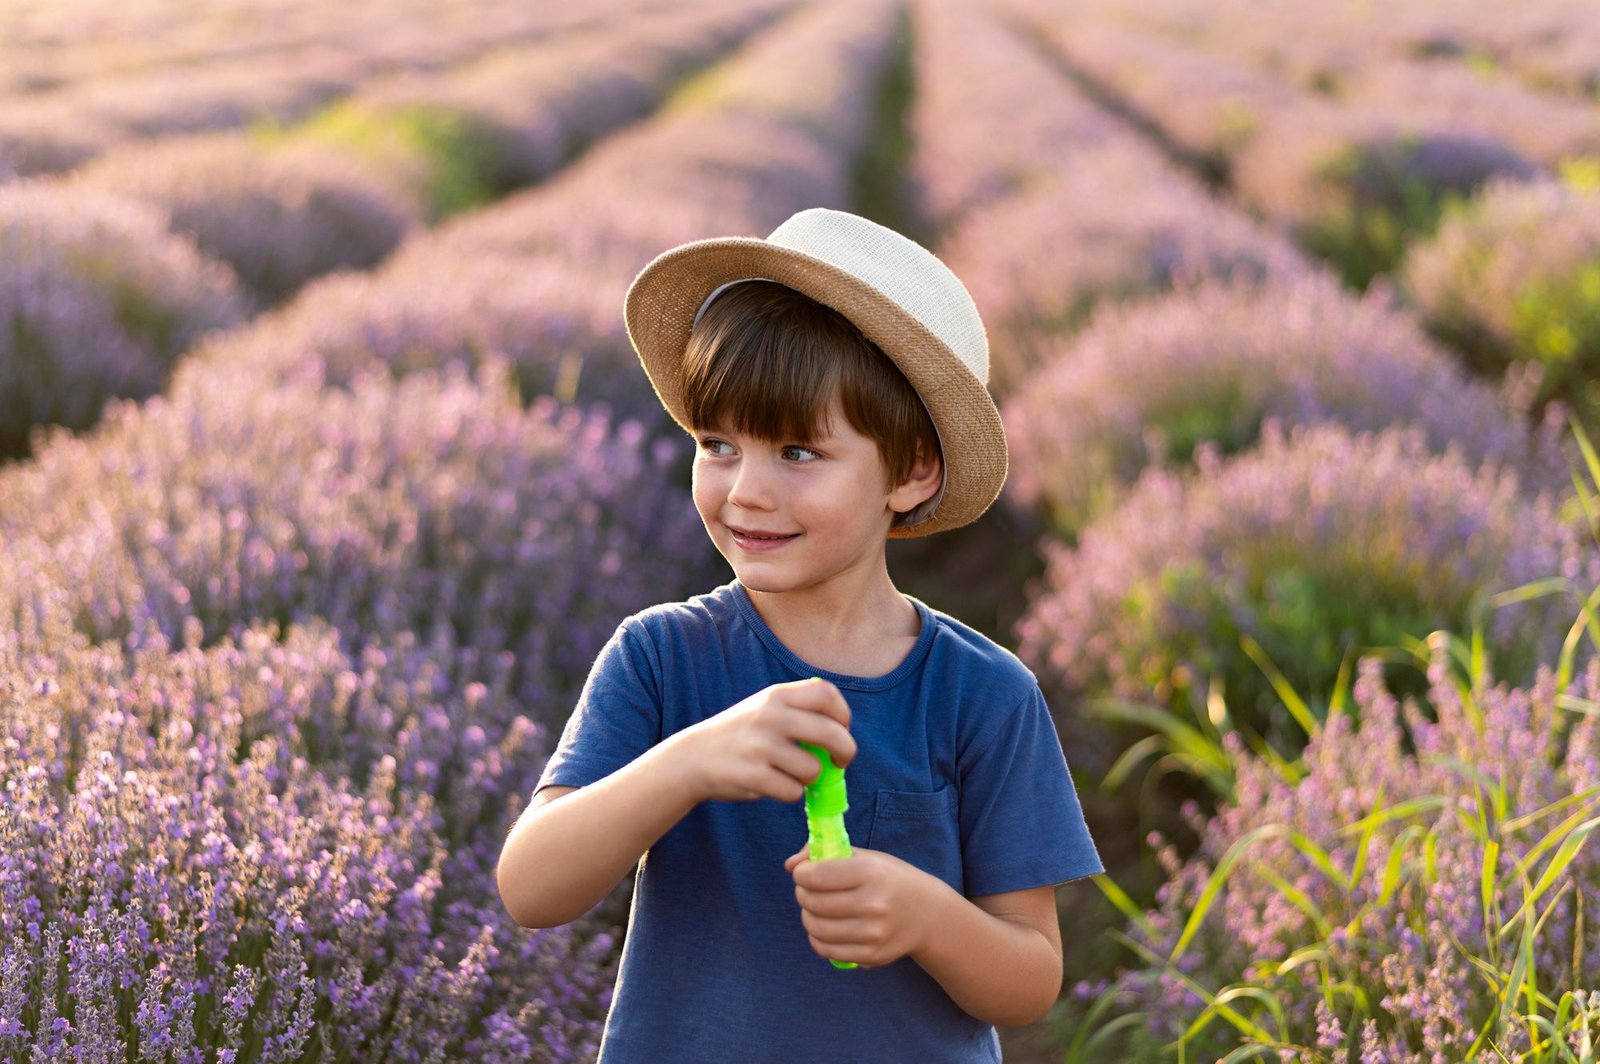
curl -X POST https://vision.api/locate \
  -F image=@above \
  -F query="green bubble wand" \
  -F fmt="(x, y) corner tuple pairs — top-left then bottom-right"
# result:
(798, 740), (857, 970)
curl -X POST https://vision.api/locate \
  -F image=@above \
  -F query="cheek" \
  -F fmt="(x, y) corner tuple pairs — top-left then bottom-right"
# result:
(690, 460), (721, 516)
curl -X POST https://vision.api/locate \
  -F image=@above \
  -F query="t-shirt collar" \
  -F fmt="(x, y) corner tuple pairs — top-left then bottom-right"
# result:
(728, 581), (936, 692)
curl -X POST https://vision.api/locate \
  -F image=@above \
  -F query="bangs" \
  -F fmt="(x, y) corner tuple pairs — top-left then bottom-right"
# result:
(682, 282), (855, 443)
(680, 279), (940, 486)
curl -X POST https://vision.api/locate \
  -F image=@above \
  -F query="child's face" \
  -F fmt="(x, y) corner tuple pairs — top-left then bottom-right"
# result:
(690, 394), (917, 598)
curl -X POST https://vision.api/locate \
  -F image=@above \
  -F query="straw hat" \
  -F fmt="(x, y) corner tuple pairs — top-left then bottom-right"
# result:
(623, 207), (1006, 538)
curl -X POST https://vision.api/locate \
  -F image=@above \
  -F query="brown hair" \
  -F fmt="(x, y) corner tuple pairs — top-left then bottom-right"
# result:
(681, 280), (940, 487)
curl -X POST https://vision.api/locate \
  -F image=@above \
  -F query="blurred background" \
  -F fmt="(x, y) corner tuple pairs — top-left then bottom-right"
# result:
(4, 0), (1600, 1059)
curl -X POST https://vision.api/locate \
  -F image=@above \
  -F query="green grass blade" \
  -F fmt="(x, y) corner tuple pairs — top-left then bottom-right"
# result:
(1489, 576), (1574, 609)
(1286, 829), (1352, 893)
(1181, 984), (1286, 1047)
(1378, 824), (1429, 907)
(1253, 864), (1331, 938)
(1341, 796), (1449, 836)
(1102, 733), (1168, 792)
(1557, 583), (1600, 690)
(1239, 634), (1321, 740)
(1171, 825), (1288, 963)
(1093, 873), (1158, 940)
(1482, 837), (1501, 936)
(1500, 814), (1600, 940)
(1570, 411), (1600, 496)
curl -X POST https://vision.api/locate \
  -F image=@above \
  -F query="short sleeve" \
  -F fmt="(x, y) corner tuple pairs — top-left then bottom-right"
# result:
(957, 685), (1104, 897)
(536, 619), (664, 795)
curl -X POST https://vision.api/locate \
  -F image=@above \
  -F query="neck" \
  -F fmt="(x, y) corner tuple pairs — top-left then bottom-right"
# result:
(742, 565), (920, 675)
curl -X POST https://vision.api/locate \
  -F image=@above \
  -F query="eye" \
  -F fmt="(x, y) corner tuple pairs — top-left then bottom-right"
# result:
(782, 445), (821, 462)
(697, 436), (733, 457)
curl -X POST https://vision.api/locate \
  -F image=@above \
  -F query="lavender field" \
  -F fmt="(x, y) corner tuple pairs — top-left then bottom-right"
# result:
(4, 0), (1600, 1059)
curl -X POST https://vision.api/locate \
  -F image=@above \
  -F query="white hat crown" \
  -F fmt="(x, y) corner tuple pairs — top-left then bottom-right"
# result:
(764, 208), (990, 387)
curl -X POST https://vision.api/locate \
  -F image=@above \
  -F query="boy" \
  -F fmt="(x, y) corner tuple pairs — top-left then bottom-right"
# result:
(497, 208), (1103, 1062)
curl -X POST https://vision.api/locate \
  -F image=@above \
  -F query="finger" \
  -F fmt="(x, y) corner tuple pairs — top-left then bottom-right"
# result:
(782, 677), (853, 730)
(806, 935), (876, 968)
(794, 883), (865, 919)
(772, 738), (828, 787)
(792, 854), (864, 892)
(743, 766), (806, 804)
(784, 712), (857, 772)
(784, 844), (810, 873)
(800, 910), (858, 940)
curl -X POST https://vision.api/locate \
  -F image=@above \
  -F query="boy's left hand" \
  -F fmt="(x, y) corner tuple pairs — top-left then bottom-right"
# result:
(785, 846), (937, 968)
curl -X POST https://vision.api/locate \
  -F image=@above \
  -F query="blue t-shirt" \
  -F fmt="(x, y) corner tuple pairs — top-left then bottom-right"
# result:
(537, 581), (1103, 1063)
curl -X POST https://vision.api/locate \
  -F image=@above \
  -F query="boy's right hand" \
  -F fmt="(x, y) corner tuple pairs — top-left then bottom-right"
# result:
(673, 677), (855, 804)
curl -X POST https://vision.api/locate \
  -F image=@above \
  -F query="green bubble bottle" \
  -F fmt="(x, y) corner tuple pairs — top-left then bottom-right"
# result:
(798, 741), (857, 970)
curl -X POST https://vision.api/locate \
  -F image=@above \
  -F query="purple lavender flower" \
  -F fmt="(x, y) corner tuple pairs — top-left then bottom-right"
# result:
(172, 0), (897, 425)
(1004, 271), (1568, 532)
(1403, 177), (1600, 420)
(912, 1), (1310, 392)
(0, 621), (620, 1058)
(69, 132), (422, 305)
(0, 180), (250, 459)
(0, 359), (718, 737)
(1096, 649), (1600, 1061)
(1017, 421), (1597, 764)
(1233, 104), (1544, 287)
(995, 1), (1298, 167)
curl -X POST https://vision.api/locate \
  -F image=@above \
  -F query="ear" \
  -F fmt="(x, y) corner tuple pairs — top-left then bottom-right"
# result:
(888, 448), (942, 516)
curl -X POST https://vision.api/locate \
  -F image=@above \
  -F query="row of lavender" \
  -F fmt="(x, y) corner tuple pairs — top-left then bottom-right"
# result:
(0, 1), (780, 461)
(0, 0), (678, 176)
(1056, 0), (1600, 105)
(165, 0), (887, 425)
(914, 0), (1600, 1058)
(993, 0), (1600, 426)
(0, 2), (898, 1057)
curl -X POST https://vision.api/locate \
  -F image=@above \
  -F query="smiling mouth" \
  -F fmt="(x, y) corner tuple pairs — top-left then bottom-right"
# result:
(729, 527), (799, 542)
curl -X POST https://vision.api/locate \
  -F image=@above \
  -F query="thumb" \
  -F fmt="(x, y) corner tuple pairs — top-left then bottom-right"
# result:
(784, 843), (811, 873)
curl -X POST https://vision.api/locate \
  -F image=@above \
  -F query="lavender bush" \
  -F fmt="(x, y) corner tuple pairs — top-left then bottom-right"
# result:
(995, 2), (1298, 178)
(942, 143), (1309, 392)
(906, 0), (1129, 235)
(911, 1), (1308, 392)
(1233, 107), (1545, 289)
(0, 613), (618, 1061)
(1403, 177), (1600, 423)
(0, 0), (718, 182)
(340, 2), (785, 201)
(1077, 648), (1600, 1062)
(0, 100), (117, 178)
(0, 356), (723, 1056)
(1339, 59), (1600, 170)
(0, 180), (250, 459)
(0, 0), (553, 181)
(173, 0), (895, 423)
(0, 359), (718, 730)
(1004, 273), (1567, 533)
(0, 60), (348, 180)
(1016, 422), (1596, 769)
(70, 133), (422, 304)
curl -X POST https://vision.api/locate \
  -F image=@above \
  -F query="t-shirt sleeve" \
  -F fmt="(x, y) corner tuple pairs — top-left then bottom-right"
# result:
(958, 684), (1104, 897)
(536, 618), (664, 795)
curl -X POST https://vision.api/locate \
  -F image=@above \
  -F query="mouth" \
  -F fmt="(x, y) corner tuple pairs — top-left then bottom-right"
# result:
(728, 526), (800, 551)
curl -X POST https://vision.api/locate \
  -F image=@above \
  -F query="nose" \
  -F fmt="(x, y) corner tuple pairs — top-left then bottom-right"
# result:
(727, 454), (776, 511)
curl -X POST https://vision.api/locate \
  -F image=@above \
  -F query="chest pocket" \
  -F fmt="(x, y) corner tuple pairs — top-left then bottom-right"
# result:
(864, 785), (962, 893)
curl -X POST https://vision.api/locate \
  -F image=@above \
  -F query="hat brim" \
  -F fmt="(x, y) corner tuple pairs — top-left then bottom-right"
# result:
(624, 236), (1006, 538)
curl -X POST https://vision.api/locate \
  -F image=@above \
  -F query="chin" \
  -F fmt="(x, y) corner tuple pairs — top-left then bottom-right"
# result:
(728, 568), (793, 594)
